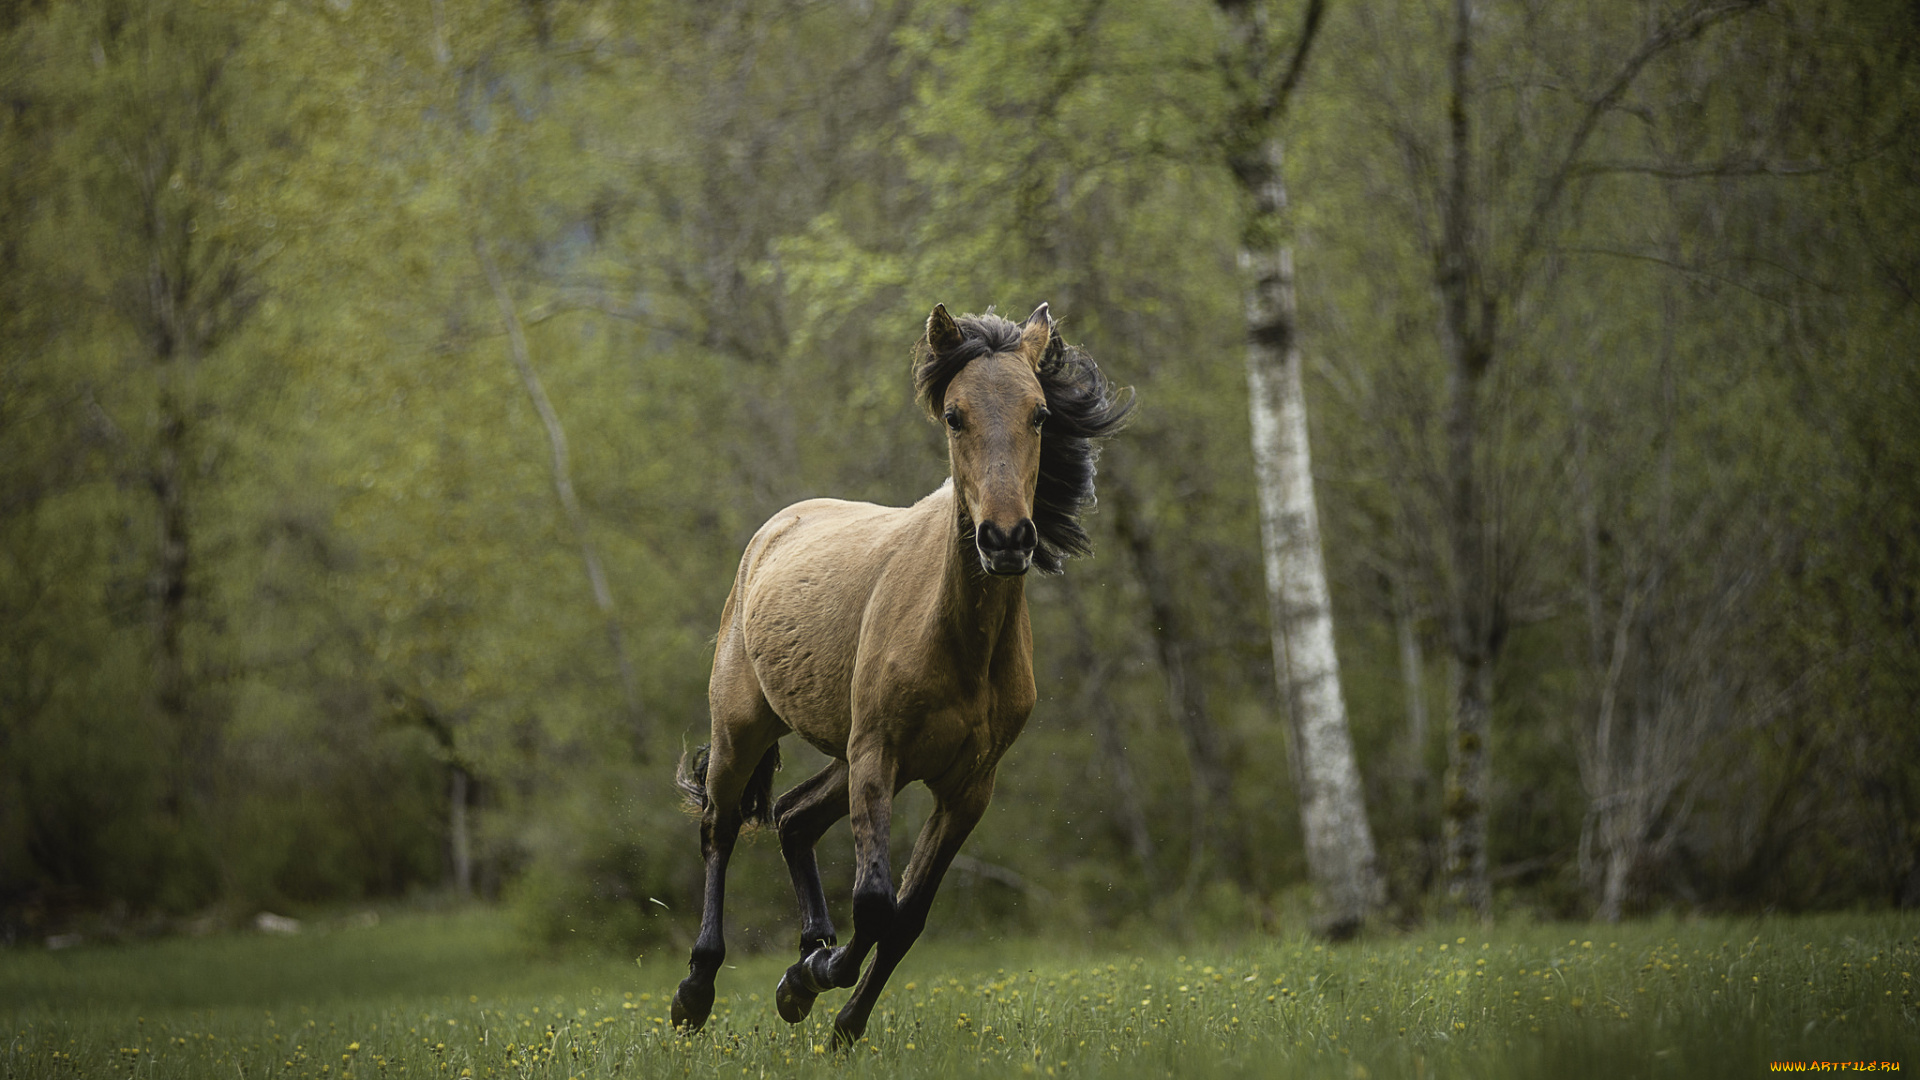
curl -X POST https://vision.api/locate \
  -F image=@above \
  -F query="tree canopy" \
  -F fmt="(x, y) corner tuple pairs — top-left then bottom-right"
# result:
(3, 0), (1916, 944)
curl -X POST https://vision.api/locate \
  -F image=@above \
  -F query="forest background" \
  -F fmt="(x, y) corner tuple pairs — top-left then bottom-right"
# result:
(2, 0), (1916, 952)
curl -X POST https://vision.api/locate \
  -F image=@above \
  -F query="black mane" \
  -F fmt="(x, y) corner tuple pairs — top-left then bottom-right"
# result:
(913, 311), (1134, 574)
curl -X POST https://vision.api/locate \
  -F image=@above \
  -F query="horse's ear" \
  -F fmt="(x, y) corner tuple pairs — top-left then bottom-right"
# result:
(1019, 303), (1052, 369)
(927, 304), (963, 355)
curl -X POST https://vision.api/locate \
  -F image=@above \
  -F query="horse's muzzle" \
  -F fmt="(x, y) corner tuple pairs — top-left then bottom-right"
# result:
(976, 518), (1037, 576)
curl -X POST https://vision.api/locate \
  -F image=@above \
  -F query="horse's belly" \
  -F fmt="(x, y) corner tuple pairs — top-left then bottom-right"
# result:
(751, 649), (855, 756)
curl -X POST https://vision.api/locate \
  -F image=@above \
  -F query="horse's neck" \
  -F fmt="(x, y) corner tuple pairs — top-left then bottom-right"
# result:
(932, 504), (1027, 669)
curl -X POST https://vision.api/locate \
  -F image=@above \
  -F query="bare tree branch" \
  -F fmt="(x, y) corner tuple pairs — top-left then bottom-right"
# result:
(1570, 157), (1827, 180)
(1217, 0), (1328, 144)
(520, 294), (653, 326)
(1267, 0), (1327, 124)
(1503, 0), (1764, 294)
(1556, 244), (1807, 306)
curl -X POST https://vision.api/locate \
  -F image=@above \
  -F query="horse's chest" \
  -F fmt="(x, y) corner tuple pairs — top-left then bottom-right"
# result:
(855, 653), (1034, 776)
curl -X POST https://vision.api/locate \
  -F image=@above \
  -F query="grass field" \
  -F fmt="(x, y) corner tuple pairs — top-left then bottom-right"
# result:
(2, 907), (1914, 1078)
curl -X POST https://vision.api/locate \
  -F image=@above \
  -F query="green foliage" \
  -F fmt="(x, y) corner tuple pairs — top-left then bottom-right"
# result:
(1, 0), (1916, 945)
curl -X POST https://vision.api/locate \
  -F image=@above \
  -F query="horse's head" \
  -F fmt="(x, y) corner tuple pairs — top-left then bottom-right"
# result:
(922, 303), (1054, 577)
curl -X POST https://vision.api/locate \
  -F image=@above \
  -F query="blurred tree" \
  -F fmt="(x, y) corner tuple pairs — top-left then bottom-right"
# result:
(0, 0), (278, 912)
(4, 0), (1917, 940)
(85, 0), (260, 830)
(1298, 0), (1768, 918)
(1219, 0), (1384, 938)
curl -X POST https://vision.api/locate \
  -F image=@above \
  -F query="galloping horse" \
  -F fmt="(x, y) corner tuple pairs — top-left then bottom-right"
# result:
(669, 303), (1131, 1045)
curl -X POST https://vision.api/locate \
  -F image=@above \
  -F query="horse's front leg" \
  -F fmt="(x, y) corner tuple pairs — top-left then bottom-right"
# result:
(831, 777), (991, 1046)
(789, 751), (898, 1000)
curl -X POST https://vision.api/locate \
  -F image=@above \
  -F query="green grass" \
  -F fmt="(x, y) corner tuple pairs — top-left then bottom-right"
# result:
(3, 908), (1915, 1078)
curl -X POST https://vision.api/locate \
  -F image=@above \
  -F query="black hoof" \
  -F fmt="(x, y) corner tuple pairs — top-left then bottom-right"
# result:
(774, 967), (817, 1023)
(670, 977), (713, 1033)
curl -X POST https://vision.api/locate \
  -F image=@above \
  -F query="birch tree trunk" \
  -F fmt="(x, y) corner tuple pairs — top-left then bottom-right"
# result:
(475, 235), (648, 758)
(1243, 144), (1383, 938)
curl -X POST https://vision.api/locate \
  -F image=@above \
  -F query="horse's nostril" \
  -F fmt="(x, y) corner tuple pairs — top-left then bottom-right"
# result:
(977, 519), (1037, 555)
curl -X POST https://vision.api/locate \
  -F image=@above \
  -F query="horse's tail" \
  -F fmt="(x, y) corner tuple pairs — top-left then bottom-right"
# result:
(674, 742), (781, 828)
(674, 744), (712, 815)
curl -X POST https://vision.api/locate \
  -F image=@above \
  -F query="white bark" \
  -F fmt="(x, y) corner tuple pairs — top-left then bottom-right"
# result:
(1245, 192), (1383, 935)
(476, 235), (648, 754)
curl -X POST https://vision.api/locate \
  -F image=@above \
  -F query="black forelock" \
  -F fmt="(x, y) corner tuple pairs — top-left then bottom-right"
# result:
(913, 311), (1026, 415)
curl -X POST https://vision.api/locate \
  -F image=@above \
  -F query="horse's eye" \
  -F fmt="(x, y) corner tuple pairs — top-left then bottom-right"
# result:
(945, 407), (963, 431)
(1034, 407), (1051, 429)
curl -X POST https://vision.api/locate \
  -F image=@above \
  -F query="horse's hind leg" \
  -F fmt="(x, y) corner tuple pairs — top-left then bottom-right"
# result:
(670, 711), (781, 1033)
(779, 761), (850, 957)
(770, 759), (850, 1023)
